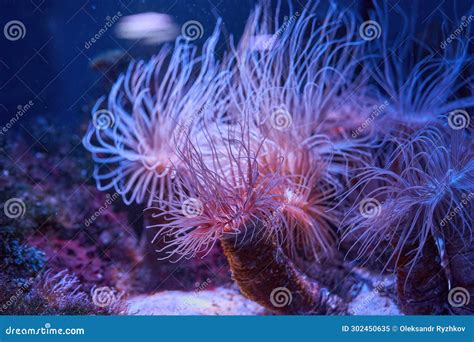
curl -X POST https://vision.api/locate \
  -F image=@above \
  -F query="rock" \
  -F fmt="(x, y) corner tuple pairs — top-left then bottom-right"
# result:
(128, 286), (266, 315)
(348, 271), (401, 315)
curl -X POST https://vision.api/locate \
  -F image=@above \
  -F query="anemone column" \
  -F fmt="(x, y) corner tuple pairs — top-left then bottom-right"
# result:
(394, 236), (448, 314)
(220, 219), (346, 315)
(445, 227), (474, 314)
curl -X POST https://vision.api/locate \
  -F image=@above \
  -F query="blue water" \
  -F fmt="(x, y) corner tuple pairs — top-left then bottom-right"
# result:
(0, 0), (469, 133)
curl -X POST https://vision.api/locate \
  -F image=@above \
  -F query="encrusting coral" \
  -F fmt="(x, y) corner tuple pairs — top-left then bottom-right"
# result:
(82, 0), (473, 315)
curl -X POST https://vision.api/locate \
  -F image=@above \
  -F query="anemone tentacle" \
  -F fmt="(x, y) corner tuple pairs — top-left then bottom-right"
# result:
(80, 0), (474, 316)
(367, 1), (474, 134)
(342, 128), (474, 276)
(148, 120), (287, 261)
(83, 21), (229, 207)
(219, 1), (373, 261)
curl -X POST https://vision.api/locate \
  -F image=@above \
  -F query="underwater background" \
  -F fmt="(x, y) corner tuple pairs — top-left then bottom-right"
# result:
(0, 0), (472, 315)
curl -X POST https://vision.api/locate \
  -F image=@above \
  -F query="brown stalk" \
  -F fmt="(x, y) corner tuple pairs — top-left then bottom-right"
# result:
(220, 219), (346, 315)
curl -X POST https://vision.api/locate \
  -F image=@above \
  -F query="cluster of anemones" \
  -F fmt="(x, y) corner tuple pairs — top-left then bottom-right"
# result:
(84, 1), (473, 314)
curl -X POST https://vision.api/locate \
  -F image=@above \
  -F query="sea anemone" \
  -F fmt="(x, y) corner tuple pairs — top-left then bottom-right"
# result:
(342, 127), (473, 313)
(0, 269), (127, 315)
(220, 1), (372, 262)
(338, 7), (474, 311)
(83, 21), (228, 207)
(145, 0), (371, 314)
(366, 1), (474, 135)
(344, 128), (473, 260)
(229, 1), (374, 136)
(149, 120), (286, 261)
(80, 0), (474, 316)
(150, 119), (347, 314)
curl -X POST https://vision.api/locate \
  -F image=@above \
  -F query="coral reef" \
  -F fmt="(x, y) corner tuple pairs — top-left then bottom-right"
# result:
(0, 132), (136, 314)
(0, 269), (127, 315)
(1, 124), (233, 315)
